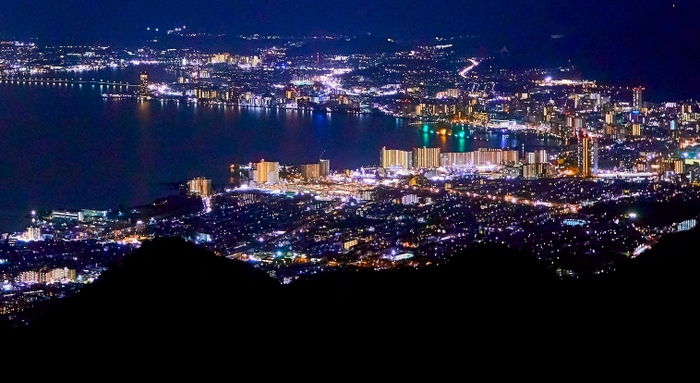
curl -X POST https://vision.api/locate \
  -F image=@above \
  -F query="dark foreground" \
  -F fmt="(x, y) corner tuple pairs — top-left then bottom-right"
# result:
(2, 228), (697, 361)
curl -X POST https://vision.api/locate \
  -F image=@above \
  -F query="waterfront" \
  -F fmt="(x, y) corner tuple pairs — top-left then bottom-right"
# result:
(0, 67), (559, 233)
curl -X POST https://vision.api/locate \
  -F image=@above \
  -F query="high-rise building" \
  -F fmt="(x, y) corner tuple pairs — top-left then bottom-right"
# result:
(251, 159), (279, 184)
(522, 163), (550, 179)
(188, 177), (212, 197)
(300, 164), (320, 179)
(664, 158), (685, 174)
(439, 149), (519, 168)
(381, 147), (413, 170)
(412, 146), (441, 169)
(535, 150), (548, 164)
(605, 112), (615, 125)
(632, 123), (642, 136)
(139, 71), (149, 98)
(26, 226), (42, 241)
(503, 150), (519, 164)
(578, 135), (598, 177)
(632, 87), (643, 111)
(319, 159), (330, 177)
(524, 152), (536, 164)
(440, 152), (473, 168)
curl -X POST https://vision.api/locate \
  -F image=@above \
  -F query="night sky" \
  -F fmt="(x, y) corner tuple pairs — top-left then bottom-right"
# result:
(1, 0), (695, 42)
(1, 0), (699, 100)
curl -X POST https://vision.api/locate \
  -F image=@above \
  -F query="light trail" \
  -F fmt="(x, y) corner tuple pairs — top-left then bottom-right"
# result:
(458, 59), (481, 78)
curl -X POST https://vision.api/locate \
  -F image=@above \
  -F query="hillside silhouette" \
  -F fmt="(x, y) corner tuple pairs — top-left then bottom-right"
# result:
(5, 228), (698, 347)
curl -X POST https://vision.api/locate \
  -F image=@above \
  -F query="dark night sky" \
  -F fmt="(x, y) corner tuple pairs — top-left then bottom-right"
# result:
(1, 0), (699, 100)
(1, 0), (695, 42)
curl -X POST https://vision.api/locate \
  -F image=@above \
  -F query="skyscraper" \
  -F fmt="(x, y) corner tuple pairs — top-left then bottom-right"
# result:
(632, 87), (644, 111)
(319, 159), (330, 177)
(251, 159), (279, 184)
(578, 135), (598, 177)
(300, 164), (320, 179)
(535, 150), (548, 164)
(139, 71), (149, 98)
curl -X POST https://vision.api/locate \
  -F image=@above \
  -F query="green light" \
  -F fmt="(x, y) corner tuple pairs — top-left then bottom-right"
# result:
(423, 125), (429, 133)
(458, 130), (466, 138)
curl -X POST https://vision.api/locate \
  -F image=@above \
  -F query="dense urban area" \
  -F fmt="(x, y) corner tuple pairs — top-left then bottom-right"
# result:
(2, 31), (700, 327)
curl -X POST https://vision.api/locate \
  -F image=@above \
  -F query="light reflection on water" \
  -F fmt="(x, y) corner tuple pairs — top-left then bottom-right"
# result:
(0, 68), (560, 232)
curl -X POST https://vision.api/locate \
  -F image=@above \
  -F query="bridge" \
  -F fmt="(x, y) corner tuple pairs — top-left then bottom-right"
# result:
(0, 76), (137, 88)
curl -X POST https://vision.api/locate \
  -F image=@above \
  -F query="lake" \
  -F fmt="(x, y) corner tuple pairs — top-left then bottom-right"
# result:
(0, 66), (558, 233)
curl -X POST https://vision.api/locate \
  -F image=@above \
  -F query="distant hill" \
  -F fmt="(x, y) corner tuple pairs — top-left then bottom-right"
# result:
(286, 35), (409, 56)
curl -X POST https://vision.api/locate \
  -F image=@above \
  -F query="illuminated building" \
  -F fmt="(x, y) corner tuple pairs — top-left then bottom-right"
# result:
(522, 163), (550, 179)
(502, 150), (520, 164)
(194, 87), (217, 99)
(343, 239), (358, 251)
(543, 104), (554, 122)
(26, 226), (42, 241)
(251, 159), (279, 184)
(188, 177), (212, 197)
(319, 159), (330, 177)
(632, 86), (644, 111)
(605, 112), (615, 125)
(439, 149), (519, 168)
(45, 267), (77, 283)
(535, 150), (548, 163)
(677, 219), (697, 232)
(605, 124), (615, 137)
(82, 209), (107, 221)
(222, 87), (237, 102)
(211, 53), (230, 63)
(357, 190), (376, 201)
(300, 164), (320, 179)
(17, 270), (43, 284)
(139, 71), (148, 98)
(524, 152), (536, 164)
(401, 194), (419, 205)
(578, 135), (598, 177)
(663, 158), (685, 174)
(413, 146), (441, 168)
(381, 147), (413, 170)
(18, 267), (76, 284)
(632, 123), (642, 136)
(51, 210), (84, 222)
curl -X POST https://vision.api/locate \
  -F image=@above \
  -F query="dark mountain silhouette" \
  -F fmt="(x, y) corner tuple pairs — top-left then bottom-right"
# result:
(14, 237), (282, 340)
(5, 227), (698, 350)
